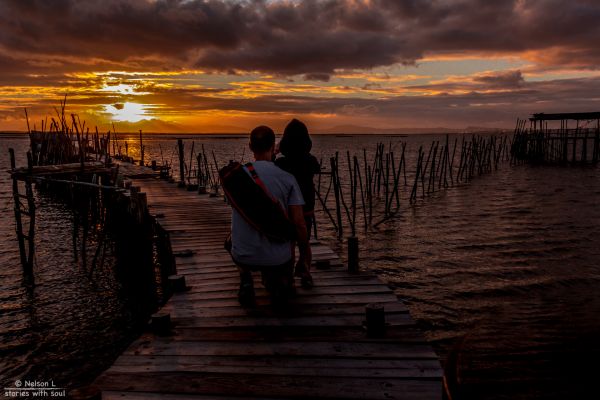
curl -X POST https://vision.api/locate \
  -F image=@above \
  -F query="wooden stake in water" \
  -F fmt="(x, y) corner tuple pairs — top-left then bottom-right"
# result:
(330, 156), (343, 238)
(139, 130), (144, 166)
(177, 139), (185, 187)
(347, 236), (359, 273)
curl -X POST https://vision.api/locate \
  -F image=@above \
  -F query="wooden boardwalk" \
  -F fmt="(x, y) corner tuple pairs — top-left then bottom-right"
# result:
(94, 172), (443, 399)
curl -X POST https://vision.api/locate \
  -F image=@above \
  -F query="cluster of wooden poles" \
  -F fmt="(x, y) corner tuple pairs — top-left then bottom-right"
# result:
(152, 133), (512, 244)
(174, 139), (221, 193)
(26, 98), (113, 168)
(316, 134), (511, 238)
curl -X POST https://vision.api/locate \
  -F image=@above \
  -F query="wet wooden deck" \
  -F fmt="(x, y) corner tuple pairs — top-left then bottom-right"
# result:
(94, 171), (443, 399)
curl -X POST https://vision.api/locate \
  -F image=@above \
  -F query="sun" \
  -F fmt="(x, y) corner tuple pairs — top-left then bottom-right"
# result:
(105, 102), (148, 122)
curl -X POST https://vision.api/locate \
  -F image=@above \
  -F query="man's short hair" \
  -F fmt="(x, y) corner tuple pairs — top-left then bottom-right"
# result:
(250, 126), (275, 153)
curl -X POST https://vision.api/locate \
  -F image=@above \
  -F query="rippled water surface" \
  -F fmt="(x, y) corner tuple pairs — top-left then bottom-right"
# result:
(1, 133), (599, 399)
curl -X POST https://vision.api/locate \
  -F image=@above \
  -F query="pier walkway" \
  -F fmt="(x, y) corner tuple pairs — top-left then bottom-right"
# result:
(94, 170), (443, 399)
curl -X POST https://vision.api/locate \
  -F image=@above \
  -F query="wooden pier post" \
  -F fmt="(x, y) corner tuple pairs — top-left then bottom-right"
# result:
(197, 153), (207, 194)
(365, 303), (386, 337)
(177, 139), (186, 188)
(330, 157), (343, 238)
(139, 130), (144, 166)
(347, 235), (359, 273)
(151, 312), (171, 336)
(572, 121), (579, 163)
(594, 121), (600, 164)
(9, 149), (28, 270)
(168, 275), (188, 293)
(24, 152), (36, 275)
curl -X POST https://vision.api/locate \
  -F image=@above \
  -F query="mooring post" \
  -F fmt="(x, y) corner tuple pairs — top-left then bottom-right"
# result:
(24, 151), (35, 274)
(137, 192), (148, 224)
(330, 157), (343, 238)
(9, 149), (28, 269)
(168, 275), (188, 293)
(594, 120), (600, 164)
(177, 139), (185, 187)
(572, 121), (579, 163)
(315, 259), (331, 270)
(348, 235), (359, 273)
(139, 129), (144, 166)
(582, 130), (588, 163)
(151, 312), (171, 336)
(365, 303), (386, 337)
(197, 153), (207, 194)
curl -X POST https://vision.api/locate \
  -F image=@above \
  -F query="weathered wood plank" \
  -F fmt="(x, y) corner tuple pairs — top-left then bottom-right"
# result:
(126, 340), (438, 359)
(110, 355), (443, 378)
(102, 392), (281, 400)
(182, 275), (383, 288)
(137, 325), (428, 343)
(169, 312), (413, 328)
(175, 284), (394, 299)
(96, 372), (442, 400)
(167, 292), (398, 307)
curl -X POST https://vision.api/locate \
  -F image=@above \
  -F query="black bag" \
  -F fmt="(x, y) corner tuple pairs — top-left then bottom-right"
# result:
(219, 162), (297, 242)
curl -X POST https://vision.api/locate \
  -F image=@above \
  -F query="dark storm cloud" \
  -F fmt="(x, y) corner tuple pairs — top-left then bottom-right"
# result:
(1, 0), (600, 77)
(473, 71), (524, 89)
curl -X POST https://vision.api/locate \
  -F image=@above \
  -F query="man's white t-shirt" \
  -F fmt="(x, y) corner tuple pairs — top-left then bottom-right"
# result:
(231, 160), (305, 266)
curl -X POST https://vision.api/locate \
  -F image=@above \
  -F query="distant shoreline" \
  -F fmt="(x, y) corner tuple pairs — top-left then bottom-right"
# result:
(0, 130), (507, 137)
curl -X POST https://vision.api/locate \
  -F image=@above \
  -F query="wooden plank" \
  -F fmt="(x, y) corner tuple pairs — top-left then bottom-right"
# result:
(182, 275), (383, 288)
(135, 325), (428, 343)
(179, 284), (393, 297)
(102, 392), (280, 400)
(164, 306), (408, 320)
(161, 301), (408, 317)
(126, 340), (438, 359)
(167, 292), (398, 307)
(96, 372), (442, 400)
(170, 312), (413, 328)
(110, 355), (443, 378)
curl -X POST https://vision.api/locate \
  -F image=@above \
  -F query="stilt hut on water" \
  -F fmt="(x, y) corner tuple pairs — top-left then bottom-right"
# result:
(512, 112), (600, 164)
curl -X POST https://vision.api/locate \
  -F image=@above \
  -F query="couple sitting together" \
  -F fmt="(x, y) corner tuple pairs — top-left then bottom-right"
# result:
(220, 119), (320, 306)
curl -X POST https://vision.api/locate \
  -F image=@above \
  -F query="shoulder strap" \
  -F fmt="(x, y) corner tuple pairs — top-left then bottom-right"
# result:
(245, 162), (276, 202)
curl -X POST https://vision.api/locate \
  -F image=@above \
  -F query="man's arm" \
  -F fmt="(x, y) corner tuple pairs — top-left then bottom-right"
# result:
(289, 204), (311, 267)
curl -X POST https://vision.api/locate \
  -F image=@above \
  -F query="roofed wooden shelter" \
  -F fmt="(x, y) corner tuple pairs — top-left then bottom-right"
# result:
(511, 112), (600, 164)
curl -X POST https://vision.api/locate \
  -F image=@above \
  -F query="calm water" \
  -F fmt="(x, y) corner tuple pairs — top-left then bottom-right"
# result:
(1, 133), (599, 399)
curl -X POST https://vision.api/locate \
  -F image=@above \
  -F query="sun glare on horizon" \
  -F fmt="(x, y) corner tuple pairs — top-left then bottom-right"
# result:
(105, 102), (148, 123)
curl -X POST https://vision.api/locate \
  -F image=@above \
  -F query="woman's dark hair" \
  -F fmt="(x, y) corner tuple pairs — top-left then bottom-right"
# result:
(279, 118), (312, 157)
(250, 125), (275, 153)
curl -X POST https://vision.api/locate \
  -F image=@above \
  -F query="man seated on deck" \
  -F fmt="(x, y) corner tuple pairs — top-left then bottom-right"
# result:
(229, 126), (312, 306)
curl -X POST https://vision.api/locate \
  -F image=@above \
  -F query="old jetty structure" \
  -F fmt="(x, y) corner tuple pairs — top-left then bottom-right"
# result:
(8, 108), (447, 399)
(511, 112), (600, 164)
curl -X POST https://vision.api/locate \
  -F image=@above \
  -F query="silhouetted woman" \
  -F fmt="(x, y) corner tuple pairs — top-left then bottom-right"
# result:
(275, 119), (320, 288)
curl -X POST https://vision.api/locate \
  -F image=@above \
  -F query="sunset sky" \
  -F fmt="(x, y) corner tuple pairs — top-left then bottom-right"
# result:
(1, 0), (600, 133)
